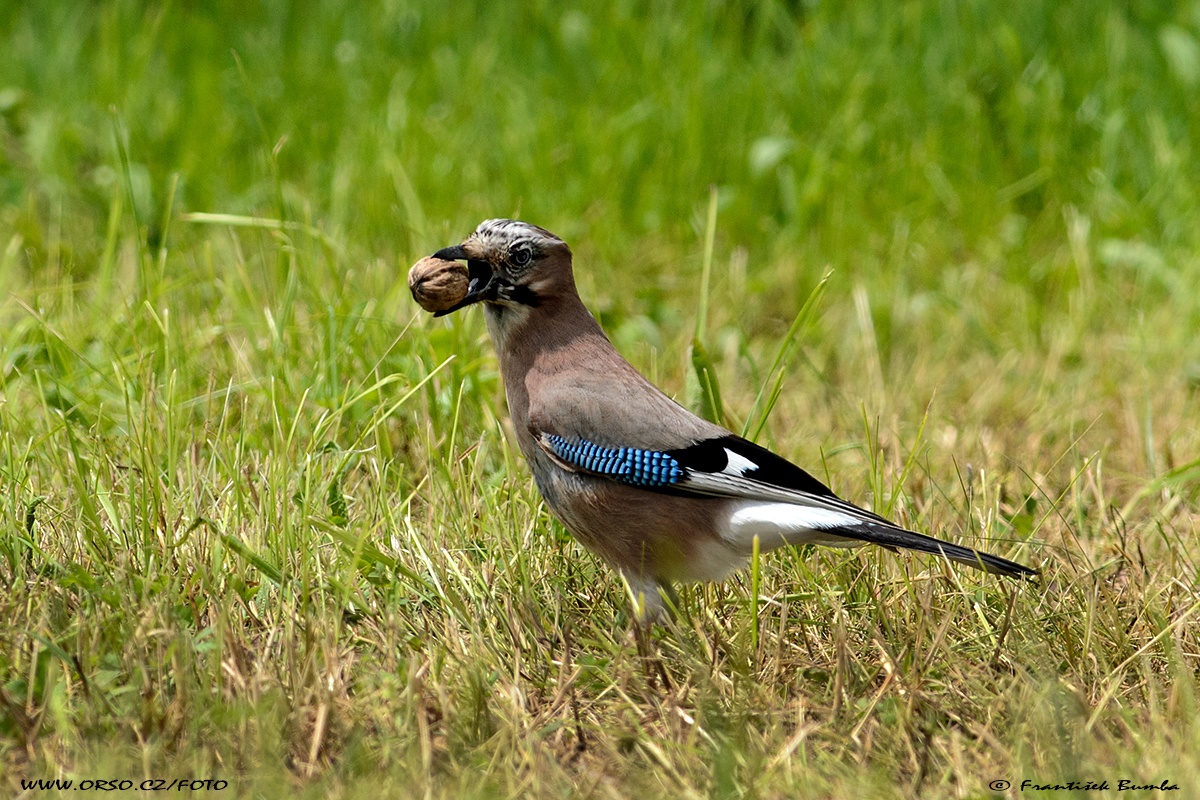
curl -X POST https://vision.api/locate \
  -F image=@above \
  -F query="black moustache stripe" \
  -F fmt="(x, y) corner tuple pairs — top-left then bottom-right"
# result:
(504, 284), (541, 307)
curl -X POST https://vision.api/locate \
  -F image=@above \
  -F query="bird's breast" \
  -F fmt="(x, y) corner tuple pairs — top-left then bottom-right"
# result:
(524, 460), (743, 583)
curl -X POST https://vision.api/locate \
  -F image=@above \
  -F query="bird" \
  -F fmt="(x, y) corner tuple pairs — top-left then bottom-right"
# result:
(424, 219), (1037, 615)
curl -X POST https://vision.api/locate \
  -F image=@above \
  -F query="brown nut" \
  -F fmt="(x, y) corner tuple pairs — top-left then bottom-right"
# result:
(408, 256), (469, 313)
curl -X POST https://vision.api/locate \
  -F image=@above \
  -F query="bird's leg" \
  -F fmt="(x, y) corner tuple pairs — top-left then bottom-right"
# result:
(620, 572), (678, 691)
(658, 582), (683, 621)
(629, 614), (674, 694)
(621, 572), (666, 621)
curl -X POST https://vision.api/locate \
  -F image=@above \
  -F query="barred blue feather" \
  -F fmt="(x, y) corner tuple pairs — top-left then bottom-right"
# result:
(544, 434), (684, 488)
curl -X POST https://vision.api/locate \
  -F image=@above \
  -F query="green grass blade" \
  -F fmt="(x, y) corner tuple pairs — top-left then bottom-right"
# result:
(219, 532), (283, 586)
(743, 268), (832, 441)
(690, 336), (726, 426)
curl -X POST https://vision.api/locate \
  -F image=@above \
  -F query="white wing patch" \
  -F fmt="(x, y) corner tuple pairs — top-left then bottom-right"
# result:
(717, 501), (865, 552)
(722, 448), (758, 476)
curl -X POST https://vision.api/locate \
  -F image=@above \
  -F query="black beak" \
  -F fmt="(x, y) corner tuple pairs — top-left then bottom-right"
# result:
(432, 245), (468, 261)
(429, 245), (497, 317)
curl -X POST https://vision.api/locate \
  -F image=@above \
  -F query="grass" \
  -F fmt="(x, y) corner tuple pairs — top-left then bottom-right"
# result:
(2, 0), (1199, 796)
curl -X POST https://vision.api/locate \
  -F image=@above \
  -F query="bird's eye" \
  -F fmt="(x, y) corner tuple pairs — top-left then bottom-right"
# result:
(510, 246), (532, 267)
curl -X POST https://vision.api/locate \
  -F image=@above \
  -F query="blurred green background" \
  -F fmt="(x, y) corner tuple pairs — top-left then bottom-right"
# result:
(5, 0), (1199, 459)
(6, 0), (1199, 279)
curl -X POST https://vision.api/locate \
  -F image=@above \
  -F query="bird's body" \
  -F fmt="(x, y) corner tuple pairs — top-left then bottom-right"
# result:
(425, 219), (1036, 613)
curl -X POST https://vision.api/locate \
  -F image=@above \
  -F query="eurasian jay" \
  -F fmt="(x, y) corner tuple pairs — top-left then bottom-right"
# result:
(426, 219), (1037, 614)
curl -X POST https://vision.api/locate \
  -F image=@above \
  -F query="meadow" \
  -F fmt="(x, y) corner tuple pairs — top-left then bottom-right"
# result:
(2, 1), (1199, 797)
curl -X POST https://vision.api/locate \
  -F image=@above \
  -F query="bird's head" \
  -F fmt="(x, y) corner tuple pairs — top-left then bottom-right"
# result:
(428, 219), (574, 317)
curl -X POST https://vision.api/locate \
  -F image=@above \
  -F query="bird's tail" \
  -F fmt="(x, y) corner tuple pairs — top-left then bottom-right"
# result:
(721, 501), (1036, 578)
(830, 522), (1037, 578)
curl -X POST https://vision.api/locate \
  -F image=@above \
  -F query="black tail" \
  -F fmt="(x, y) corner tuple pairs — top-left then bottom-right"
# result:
(833, 522), (1037, 578)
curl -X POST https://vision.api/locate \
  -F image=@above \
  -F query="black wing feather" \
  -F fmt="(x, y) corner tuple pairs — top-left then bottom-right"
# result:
(668, 435), (836, 497)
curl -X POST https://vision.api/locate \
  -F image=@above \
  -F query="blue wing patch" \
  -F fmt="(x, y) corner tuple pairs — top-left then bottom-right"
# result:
(543, 434), (684, 488)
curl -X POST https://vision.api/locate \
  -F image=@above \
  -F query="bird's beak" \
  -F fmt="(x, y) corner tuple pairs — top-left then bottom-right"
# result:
(430, 244), (497, 317)
(431, 245), (468, 261)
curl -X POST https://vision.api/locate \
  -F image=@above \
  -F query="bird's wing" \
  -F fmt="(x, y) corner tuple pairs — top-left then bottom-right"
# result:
(531, 429), (1037, 578)
(533, 428), (873, 517)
